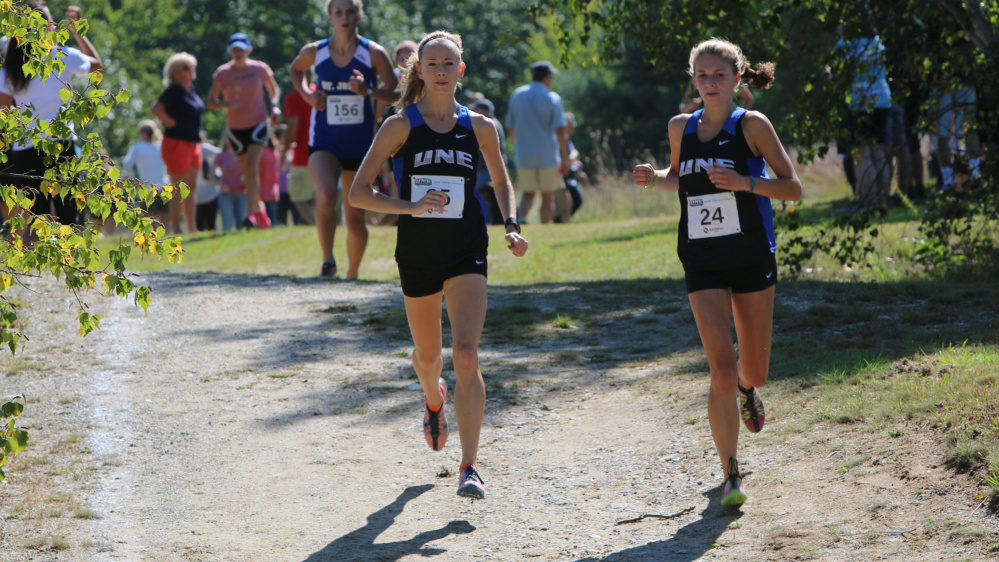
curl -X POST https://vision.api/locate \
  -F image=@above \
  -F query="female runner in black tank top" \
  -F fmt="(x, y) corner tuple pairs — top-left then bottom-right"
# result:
(348, 31), (527, 500)
(633, 39), (801, 509)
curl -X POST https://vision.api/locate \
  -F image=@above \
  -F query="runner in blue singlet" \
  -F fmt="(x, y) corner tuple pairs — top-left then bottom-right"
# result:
(289, 0), (398, 278)
(633, 39), (802, 510)
(347, 31), (528, 500)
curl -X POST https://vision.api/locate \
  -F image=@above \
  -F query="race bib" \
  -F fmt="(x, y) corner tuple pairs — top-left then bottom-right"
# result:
(687, 191), (741, 239)
(411, 175), (465, 219)
(325, 95), (365, 125)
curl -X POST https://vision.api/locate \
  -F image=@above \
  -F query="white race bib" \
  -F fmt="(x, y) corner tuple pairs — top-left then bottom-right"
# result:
(325, 95), (365, 125)
(411, 175), (465, 219)
(687, 192), (741, 239)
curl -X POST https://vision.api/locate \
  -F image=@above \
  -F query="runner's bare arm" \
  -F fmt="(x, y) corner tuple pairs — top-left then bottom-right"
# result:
(290, 44), (323, 110)
(634, 115), (686, 191)
(347, 114), (445, 215)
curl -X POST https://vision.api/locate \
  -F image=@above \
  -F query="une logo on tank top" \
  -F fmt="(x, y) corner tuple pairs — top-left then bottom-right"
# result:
(678, 158), (735, 177)
(320, 81), (353, 91)
(413, 149), (474, 170)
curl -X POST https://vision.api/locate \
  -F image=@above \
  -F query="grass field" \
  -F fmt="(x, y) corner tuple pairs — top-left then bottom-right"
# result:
(95, 151), (999, 505)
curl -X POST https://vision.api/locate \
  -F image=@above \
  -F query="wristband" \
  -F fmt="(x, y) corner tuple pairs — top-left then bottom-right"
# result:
(648, 172), (658, 189)
(749, 175), (755, 194)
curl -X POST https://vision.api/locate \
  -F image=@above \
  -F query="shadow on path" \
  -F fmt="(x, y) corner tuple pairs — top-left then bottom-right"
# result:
(579, 485), (743, 562)
(303, 484), (475, 561)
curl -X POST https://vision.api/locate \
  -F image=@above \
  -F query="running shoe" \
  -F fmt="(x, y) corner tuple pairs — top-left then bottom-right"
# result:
(739, 385), (766, 433)
(457, 464), (486, 499)
(319, 259), (337, 279)
(242, 214), (258, 229)
(423, 378), (448, 451)
(721, 457), (747, 508)
(255, 209), (272, 229)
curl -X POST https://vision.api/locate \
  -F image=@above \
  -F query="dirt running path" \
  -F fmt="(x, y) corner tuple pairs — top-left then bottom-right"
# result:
(1, 272), (996, 561)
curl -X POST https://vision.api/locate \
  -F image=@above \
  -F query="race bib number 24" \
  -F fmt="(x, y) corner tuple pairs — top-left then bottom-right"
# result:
(687, 192), (741, 239)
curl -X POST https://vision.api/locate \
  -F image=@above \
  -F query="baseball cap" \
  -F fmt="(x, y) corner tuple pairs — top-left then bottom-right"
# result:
(469, 98), (494, 115)
(228, 32), (251, 51)
(530, 60), (558, 74)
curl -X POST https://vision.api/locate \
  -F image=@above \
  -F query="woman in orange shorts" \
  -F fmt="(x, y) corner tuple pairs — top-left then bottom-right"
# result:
(151, 52), (204, 233)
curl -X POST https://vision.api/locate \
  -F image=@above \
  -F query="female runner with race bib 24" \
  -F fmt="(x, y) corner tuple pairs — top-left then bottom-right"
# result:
(349, 30), (528, 500)
(633, 38), (801, 509)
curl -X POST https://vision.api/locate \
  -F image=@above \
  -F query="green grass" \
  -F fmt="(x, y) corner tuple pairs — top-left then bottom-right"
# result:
(87, 163), (999, 504)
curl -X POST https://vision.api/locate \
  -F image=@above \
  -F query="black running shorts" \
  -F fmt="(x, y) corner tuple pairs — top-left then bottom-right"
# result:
(398, 254), (488, 298)
(684, 252), (777, 294)
(224, 122), (269, 155)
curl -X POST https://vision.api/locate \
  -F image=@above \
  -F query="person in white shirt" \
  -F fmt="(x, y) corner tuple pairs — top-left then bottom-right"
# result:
(122, 120), (167, 187)
(0, 2), (102, 228)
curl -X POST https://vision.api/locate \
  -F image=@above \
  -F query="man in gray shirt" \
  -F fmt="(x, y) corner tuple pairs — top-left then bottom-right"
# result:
(506, 61), (569, 224)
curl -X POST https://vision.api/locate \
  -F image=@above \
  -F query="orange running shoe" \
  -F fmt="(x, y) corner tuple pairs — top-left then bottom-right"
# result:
(423, 378), (448, 451)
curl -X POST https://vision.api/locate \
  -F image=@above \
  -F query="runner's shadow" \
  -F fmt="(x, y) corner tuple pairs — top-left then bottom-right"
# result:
(303, 484), (475, 561)
(577, 485), (743, 562)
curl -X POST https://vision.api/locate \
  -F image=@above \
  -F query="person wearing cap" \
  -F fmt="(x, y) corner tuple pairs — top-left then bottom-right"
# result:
(207, 32), (281, 229)
(469, 96), (506, 225)
(505, 60), (570, 224)
(289, 0), (398, 279)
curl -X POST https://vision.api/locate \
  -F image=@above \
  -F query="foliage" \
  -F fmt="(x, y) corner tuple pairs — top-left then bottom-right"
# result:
(542, 0), (999, 274)
(0, 395), (28, 482)
(77, 0), (540, 160)
(1, 2), (183, 353)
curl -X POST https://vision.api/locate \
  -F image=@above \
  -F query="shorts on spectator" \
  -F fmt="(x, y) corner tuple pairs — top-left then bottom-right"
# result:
(161, 137), (202, 175)
(517, 166), (562, 192)
(288, 166), (314, 202)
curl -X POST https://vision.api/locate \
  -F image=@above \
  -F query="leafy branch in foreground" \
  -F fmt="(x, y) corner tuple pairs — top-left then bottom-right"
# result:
(1, 3), (184, 354)
(0, 395), (28, 482)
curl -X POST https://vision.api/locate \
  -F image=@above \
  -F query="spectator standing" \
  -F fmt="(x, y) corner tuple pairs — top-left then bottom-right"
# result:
(122, 120), (166, 190)
(151, 51), (204, 233)
(468, 96), (506, 225)
(196, 141), (221, 231)
(207, 32), (280, 229)
(213, 139), (246, 232)
(0, 2), (102, 228)
(283, 69), (317, 225)
(506, 60), (569, 224)
(259, 130), (281, 227)
(836, 25), (893, 207)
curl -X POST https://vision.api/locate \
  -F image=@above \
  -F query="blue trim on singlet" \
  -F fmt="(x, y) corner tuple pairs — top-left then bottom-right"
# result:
(684, 107), (776, 254)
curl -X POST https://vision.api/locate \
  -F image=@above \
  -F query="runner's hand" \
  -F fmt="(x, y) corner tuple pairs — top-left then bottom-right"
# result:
(505, 233), (528, 257)
(410, 189), (447, 215)
(633, 163), (656, 188)
(348, 70), (368, 96)
(706, 163), (750, 192)
(307, 90), (327, 111)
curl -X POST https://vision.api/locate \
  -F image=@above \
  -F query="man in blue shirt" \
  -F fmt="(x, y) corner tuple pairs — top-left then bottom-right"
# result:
(506, 61), (569, 224)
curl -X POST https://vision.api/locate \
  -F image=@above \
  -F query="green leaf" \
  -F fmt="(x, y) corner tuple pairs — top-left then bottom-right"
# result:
(58, 88), (73, 103)
(135, 286), (151, 313)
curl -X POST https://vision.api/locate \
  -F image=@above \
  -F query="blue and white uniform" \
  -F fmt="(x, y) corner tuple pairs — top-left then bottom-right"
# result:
(309, 37), (378, 159)
(677, 108), (775, 273)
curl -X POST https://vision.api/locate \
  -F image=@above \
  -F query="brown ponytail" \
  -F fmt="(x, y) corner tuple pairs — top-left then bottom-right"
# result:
(689, 38), (776, 91)
(743, 62), (775, 90)
(393, 30), (463, 112)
